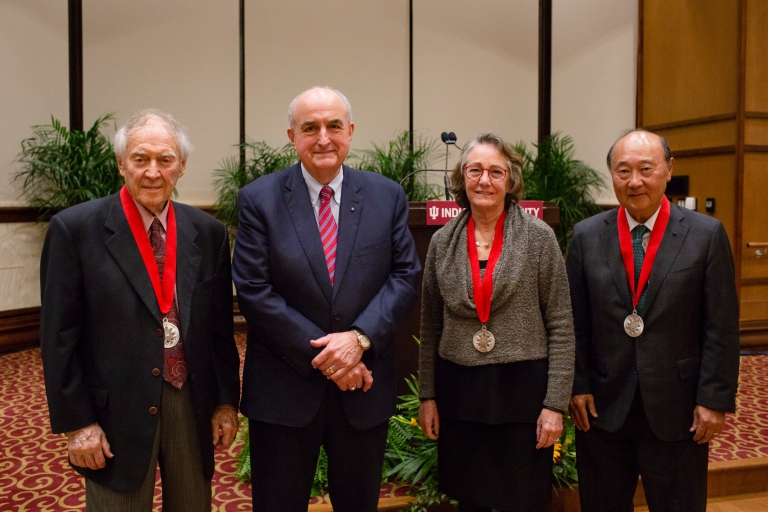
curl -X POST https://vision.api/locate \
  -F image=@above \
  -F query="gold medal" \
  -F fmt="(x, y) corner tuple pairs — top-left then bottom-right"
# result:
(163, 317), (180, 348)
(623, 309), (644, 338)
(472, 325), (496, 353)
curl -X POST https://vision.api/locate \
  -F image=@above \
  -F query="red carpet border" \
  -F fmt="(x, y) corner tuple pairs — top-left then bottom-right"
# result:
(1, 337), (764, 510)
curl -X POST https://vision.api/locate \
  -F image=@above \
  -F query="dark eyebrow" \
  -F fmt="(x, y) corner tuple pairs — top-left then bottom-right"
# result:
(615, 157), (655, 167)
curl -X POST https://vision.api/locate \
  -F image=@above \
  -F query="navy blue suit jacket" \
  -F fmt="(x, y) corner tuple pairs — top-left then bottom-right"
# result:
(566, 204), (740, 441)
(232, 164), (421, 430)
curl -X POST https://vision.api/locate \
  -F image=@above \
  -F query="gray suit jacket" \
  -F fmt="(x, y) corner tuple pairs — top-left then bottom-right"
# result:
(566, 204), (739, 441)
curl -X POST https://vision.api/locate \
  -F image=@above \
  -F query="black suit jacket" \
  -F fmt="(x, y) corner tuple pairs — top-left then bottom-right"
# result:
(232, 164), (421, 430)
(40, 193), (240, 491)
(566, 204), (739, 441)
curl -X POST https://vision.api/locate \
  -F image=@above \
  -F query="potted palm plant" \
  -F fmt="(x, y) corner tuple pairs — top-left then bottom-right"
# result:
(13, 114), (122, 220)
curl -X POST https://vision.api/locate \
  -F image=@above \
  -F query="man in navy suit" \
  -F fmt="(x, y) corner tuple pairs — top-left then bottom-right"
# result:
(232, 87), (421, 511)
(566, 130), (740, 511)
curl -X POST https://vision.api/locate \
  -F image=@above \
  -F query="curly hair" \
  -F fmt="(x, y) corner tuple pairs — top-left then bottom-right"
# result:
(449, 132), (524, 210)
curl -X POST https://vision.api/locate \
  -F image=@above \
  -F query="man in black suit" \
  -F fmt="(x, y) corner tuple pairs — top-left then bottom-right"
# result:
(232, 87), (421, 511)
(40, 110), (240, 511)
(566, 129), (740, 511)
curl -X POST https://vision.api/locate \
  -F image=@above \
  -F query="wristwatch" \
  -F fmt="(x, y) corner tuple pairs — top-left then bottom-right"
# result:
(352, 328), (371, 351)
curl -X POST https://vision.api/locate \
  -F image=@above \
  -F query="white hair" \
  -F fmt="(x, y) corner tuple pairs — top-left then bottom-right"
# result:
(114, 109), (193, 162)
(287, 86), (353, 128)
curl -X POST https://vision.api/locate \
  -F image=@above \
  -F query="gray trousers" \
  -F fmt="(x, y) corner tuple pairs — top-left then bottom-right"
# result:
(85, 381), (211, 512)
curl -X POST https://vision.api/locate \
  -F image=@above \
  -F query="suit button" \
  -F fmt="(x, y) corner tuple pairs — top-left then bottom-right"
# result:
(155, 328), (163, 337)
(333, 313), (341, 321)
(152, 368), (160, 377)
(149, 407), (158, 415)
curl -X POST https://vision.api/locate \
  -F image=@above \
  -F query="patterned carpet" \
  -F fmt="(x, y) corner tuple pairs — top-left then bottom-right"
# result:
(0, 339), (764, 511)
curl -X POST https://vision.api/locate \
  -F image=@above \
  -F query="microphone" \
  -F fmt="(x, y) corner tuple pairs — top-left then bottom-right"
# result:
(441, 131), (458, 200)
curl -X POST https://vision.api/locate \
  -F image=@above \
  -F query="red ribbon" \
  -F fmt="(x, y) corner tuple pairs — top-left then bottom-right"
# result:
(120, 185), (177, 315)
(617, 196), (670, 309)
(467, 210), (506, 324)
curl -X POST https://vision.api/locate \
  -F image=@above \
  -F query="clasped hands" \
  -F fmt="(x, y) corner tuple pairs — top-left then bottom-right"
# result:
(66, 405), (240, 470)
(311, 331), (373, 392)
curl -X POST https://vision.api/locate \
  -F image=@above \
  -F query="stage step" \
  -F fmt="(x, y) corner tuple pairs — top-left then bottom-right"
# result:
(334, 456), (768, 512)
(635, 491), (768, 512)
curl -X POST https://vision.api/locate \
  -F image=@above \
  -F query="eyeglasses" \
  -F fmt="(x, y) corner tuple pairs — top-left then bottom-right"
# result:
(464, 165), (508, 182)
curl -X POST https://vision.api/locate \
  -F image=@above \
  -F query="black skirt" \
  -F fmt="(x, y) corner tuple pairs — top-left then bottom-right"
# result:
(434, 356), (554, 511)
(438, 419), (553, 511)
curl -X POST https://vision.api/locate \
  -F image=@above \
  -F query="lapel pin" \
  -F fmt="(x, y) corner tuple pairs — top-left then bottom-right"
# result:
(351, 207), (355, 211)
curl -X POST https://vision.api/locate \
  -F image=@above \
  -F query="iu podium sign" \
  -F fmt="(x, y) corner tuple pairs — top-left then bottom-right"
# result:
(425, 200), (545, 225)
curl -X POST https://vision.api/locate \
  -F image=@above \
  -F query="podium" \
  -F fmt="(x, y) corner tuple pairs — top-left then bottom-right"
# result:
(393, 201), (561, 397)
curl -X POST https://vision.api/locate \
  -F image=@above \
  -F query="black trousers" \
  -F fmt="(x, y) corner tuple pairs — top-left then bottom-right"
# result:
(576, 390), (709, 512)
(249, 382), (389, 512)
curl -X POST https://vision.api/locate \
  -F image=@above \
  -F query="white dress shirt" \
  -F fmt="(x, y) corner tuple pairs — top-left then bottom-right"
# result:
(625, 204), (662, 251)
(301, 163), (343, 226)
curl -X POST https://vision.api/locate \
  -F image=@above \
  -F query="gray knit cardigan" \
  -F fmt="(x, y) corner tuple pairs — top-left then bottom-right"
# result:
(418, 205), (575, 413)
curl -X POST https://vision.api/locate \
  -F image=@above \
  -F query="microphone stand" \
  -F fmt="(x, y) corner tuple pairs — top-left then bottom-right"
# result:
(440, 132), (458, 200)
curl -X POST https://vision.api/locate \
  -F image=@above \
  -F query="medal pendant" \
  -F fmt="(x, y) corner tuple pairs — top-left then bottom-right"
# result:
(473, 325), (496, 353)
(623, 309), (644, 338)
(163, 317), (180, 348)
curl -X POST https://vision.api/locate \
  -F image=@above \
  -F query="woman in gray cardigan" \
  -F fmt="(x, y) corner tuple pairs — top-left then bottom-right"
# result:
(418, 133), (575, 512)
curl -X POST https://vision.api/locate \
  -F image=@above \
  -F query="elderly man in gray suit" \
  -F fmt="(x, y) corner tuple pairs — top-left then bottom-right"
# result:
(566, 129), (740, 511)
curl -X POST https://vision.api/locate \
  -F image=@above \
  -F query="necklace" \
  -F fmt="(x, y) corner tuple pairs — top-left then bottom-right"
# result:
(475, 239), (493, 249)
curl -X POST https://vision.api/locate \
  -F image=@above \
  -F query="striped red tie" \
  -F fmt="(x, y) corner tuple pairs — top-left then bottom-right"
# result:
(318, 186), (338, 284)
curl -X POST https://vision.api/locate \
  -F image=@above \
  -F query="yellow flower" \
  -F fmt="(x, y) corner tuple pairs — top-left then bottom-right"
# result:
(411, 418), (418, 427)
(553, 442), (562, 463)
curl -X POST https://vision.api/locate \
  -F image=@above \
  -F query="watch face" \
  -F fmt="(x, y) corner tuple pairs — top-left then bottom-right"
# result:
(356, 331), (371, 349)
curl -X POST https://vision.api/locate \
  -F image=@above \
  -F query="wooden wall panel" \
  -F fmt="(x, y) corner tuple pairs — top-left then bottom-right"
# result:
(656, 120), (736, 152)
(642, 0), (739, 126)
(745, 118), (768, 146)
(745, 0), (768, 112)
(670, 154), (736, 246)
(740, 154), (768, 286)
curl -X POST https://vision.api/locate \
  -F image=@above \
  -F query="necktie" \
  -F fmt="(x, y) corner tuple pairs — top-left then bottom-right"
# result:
(319, 186), (338, 285)
(632, 225), (648, 313)
(149, 218), (187, 389)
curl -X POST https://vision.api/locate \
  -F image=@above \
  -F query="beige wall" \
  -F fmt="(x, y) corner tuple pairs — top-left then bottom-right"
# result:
(0, 1), (68, 205)
(414, 1), (539, 166)
(244, 1), (410, 154)
(0, 0), (637, 310)
(81, 0), (239, 206)
(552, 0), (637, 204)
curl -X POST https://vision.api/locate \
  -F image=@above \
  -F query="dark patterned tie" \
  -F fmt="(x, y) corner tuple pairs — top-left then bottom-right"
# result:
(149, 218), (187, 389)
(318, 186), (338, 284)
(632, 225), (648, 313)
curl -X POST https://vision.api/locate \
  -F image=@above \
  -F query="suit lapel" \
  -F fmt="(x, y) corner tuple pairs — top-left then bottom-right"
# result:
(283, 164), (333, 304)
(600, 209), (633, 308)
(173, 204), (201, 340)
(333, 167), (363, 299)
(104, 195), (162, 322)
(642, 205), (688, 313)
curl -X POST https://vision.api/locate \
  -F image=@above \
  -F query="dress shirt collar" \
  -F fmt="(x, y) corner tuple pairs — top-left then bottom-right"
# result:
(133, 196), (170, 234)
(301, 163), (343, 207)
(625, 203), (661, 233)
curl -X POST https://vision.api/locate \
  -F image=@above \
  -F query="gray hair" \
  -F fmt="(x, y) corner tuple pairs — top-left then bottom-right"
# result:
(287, 86), (353, 128)
(114, 109), (193, 162)
(449, 132), (524, 210)
(606, 128), (672, 169)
